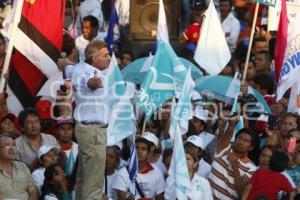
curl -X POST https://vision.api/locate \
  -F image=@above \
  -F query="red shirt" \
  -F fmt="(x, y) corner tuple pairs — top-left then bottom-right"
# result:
(247, 167), (293, 200)
(183, 23), (201, 44)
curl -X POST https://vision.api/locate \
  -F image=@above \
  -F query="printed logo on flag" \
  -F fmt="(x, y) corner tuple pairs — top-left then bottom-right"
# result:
(256, 0), (277, 7)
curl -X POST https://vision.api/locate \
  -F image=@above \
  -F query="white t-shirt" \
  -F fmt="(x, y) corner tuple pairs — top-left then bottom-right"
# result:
(32, 167), (46, 194)
(112, 165), (166, 199)
(103, 170), (118, 199)
(164, 174), (213, 200)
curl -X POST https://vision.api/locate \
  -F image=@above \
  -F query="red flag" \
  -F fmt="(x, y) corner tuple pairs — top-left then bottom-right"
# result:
(6, 0), (65, 113)
(274, 0), (288, 82)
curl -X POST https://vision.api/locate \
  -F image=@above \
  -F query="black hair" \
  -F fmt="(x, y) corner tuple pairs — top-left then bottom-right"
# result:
(18, 108), (40, 128)
(219, 0), (233, 7)
(61, 34), (75, 57)
(235, 128), (257, 147)
(269, 151), (289, 172)
(252, 73), (275, 95)
(121, 50), (134, 61)
(41, 164), (64, 200)
(82, 15), (99, 28)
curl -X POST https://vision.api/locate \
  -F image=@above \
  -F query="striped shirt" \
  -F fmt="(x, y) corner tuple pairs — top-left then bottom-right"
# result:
(209, 145), (257, 200)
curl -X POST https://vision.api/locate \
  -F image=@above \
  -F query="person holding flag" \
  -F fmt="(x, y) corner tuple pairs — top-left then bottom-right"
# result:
(112, 133), (166, 200)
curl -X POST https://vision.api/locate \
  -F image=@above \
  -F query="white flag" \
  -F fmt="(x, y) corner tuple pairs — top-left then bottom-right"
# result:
(276, 10), (300, 101)
(194, 0), (231, 75)
(157, 0), (169, 43)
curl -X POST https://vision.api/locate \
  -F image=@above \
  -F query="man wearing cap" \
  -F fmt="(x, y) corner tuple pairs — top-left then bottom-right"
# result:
(15, 108), (60, 172)
(191, 106), (217, 162)
(113, 133), (166, 200)
(0, 112), (21, 138)
(70, 40), (110, 200)
(0, 134), (38, 200)
(56, 117), (78, 176)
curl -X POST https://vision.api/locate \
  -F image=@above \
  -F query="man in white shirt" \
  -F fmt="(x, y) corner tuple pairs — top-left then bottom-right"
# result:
(71, 40), (110, 200)
(76, 0), (104, 34)
(75, 15), (105, 62)
(219, 0), (241, 53)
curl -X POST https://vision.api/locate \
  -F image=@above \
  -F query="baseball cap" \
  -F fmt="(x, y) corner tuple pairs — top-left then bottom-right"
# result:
(37, 145), (59, 159)
(0, 112), (17, 123)
(35, 99), (52, 120)
(136, 132), (158, 147)
(56, 116), (74, 126)
(185, 135), (205, 150)
(193, 106), (208, 122)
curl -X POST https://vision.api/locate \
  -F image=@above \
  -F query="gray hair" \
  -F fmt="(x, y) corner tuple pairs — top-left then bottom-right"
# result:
(84, 40), (108, 64)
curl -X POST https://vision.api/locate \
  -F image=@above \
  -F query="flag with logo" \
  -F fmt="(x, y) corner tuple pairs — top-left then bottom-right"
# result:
(2, 0), (65, 114)
(136, 41), (176, 120)
(194, 0), (231, 75)
(276, 9), (300, 101)
(106, 54), (136, 146)
(167, 102), (192, 199)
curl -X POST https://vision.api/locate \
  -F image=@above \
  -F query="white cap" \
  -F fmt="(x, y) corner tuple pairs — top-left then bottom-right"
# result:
(185, 135), (205, 150)
(192, 90), (202, 103)
(37, 145), (59, 159)
(138, 132), (159, 147)
(193, 106), (208, 122)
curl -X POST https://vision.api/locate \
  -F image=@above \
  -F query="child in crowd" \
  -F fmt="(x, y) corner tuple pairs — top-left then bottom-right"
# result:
(32, 145), (59, 194)
(41, 164), (69, 200)
(165, 140), (213, 200)
(242, 152), (294, 200)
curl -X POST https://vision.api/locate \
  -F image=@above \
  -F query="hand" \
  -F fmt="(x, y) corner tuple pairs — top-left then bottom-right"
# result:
(87, 70), (103, 90)
(102, 194), (109, 200)
(240, 80), (249, 97)
(228, 152), (239, 165)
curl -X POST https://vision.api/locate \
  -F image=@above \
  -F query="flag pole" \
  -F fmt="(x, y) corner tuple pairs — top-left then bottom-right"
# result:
(0, 0), (24, 93)
(242, 2), (259, 81)
(141, 118), (146, 135)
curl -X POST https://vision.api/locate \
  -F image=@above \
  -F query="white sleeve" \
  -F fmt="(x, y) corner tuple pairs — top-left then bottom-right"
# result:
(112, 167), (131, 192)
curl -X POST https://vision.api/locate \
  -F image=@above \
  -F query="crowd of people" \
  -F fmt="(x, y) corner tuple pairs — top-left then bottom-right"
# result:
(1, 0), (300, 199)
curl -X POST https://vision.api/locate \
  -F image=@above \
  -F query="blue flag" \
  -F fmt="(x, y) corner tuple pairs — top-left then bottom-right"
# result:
(128, 144), (138, 182)
(136, 41), (176, 120)
(105, 0), (119, 53)
(107, 54), (136, 146)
